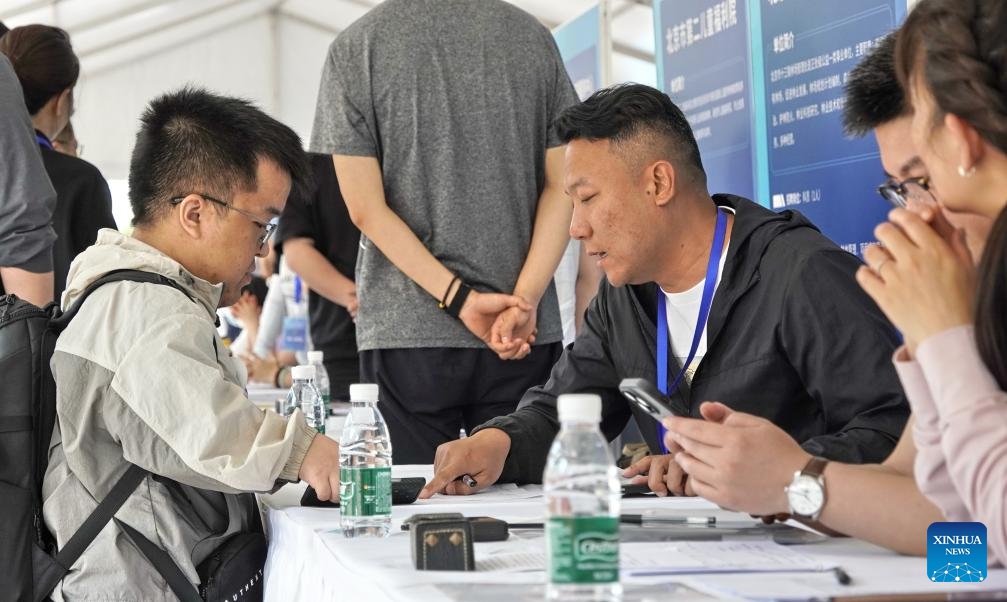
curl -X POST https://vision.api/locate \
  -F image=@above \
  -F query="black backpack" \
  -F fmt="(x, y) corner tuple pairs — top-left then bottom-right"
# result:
(0, 269), (190, 602)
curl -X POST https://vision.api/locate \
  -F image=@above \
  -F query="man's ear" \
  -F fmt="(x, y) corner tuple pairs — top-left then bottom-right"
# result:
(175, 194), (206, 240)
(648, 160), (677, 207)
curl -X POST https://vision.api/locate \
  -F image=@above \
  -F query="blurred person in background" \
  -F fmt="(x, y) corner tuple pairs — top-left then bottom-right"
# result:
(1, 25), (116, 301)
(52, 119), (80, 157)
(272, 152), (361, 400)
(0, 38), (56, 306)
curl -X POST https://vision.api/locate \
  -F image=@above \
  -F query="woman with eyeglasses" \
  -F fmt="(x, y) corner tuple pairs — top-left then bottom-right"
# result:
(856, 0), (1007, 564)
(0, 25), (116, 300)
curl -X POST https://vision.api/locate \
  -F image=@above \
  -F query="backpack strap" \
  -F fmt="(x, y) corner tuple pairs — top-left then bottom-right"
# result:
(33, 466), (148, 601)
(52, 269), (194, 329)
(114, 519), (203, 602)
(35, 269), (197, 602)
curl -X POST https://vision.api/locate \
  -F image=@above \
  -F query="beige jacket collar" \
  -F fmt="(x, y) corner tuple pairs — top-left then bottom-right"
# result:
(62, 228), (224, 318)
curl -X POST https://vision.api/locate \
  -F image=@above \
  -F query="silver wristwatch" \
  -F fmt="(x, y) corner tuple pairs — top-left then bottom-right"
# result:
(785, 456), (828, 520)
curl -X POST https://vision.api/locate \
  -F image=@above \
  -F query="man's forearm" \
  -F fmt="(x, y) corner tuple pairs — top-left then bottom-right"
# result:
(512, 147), (571, 305)
(334, 155), (455, 303)
(283, 238), (355, 306)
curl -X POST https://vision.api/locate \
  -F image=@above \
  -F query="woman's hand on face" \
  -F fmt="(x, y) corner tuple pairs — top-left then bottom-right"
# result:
(857, 208), (977, 350)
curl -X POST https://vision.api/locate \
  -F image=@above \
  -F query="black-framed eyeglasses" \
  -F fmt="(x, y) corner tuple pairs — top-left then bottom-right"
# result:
(170, 193), (278, 248)
(876, 176), (935, 209)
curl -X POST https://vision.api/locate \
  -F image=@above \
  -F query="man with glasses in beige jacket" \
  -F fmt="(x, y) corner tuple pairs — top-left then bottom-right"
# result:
(42, 87), (341, 601)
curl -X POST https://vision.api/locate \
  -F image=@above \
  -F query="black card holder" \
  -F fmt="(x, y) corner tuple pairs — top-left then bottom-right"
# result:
(410, 518), (475, 571)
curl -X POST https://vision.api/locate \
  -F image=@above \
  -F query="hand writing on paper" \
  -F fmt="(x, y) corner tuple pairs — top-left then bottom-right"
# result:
(419, 429), (511, 498)
(663, 402), (809, 515)
(489, 303), (538, 360)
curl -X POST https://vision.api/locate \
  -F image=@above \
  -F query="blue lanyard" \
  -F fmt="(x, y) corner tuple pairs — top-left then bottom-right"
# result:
(293, 276), (302, 304)
(656, 207), (728, 453)
(35, 132), (53, 150)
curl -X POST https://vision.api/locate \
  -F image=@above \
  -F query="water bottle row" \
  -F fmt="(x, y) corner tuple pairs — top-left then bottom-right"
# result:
(281, 372), (393, 539)
(281, 368), (619, 598)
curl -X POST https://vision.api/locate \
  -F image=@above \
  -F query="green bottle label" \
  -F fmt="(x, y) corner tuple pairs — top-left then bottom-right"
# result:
(548, 516), (619, 584)
(339, 466), (391, 517)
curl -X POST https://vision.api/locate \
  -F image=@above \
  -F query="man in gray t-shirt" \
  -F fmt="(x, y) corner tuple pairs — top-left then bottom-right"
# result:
(311, 0), (578, 463)
(0, 53), (56, 306)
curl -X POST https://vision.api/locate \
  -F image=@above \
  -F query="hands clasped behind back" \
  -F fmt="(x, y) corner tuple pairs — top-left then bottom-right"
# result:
(419, 428), (511, 498)
(458, 290), (536, 360)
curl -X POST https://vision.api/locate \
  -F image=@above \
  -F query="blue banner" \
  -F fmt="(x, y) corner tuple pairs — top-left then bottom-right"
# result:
(553, 5), (601, 101)
(655, 0), (755, 201)
(654, 0), (907, 257)
(756, 0), (900, 257)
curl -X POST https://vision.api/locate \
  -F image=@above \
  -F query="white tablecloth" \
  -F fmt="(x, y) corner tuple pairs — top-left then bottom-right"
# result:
(259, 466), (1007, 601)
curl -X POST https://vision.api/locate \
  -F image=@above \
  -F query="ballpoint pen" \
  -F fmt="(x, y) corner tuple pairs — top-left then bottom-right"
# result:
(833, 566), (852, 585)
(507, 514), (717, 529)
(621, 514), (717, 526)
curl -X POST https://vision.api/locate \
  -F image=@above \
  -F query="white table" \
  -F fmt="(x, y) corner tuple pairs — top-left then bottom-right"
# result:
(259, 466), (1007, 601)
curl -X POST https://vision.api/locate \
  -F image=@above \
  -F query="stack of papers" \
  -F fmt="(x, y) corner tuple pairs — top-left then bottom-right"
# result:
(476, 541), (834, 575)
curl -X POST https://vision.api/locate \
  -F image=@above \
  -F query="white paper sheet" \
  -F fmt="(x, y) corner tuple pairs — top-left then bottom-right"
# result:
(624, 541), (834, 575)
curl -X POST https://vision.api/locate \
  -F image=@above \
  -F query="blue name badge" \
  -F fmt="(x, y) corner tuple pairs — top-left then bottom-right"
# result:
(281, 315), (308, 351)
(927, 522), (987, 583)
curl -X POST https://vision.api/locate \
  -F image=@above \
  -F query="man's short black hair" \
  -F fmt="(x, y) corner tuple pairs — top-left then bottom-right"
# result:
(842, 33), (906, 137)
(554, 83), (706, 185)
(128, 86), (310, 227)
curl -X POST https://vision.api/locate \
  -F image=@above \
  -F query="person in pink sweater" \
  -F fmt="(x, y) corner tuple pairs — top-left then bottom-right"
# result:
(853, 0), (1007, 565)
(658, 16), (1001, 558)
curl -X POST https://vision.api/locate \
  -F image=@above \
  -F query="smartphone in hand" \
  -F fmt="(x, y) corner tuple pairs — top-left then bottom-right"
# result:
(618, 377), (687, 421)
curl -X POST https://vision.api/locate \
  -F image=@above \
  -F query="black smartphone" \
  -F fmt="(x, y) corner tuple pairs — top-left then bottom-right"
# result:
(618, 377), (684, 421)
(300, 476), (426, 508)
(621, 483), (656, 498)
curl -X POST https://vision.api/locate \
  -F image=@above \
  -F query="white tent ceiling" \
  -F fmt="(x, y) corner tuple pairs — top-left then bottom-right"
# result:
(1, 0), (656, 201)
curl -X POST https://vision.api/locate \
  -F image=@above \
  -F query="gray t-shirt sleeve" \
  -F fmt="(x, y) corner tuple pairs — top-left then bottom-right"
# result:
(0, 55), (56, 272)
(543, 33), (580, 149)
(310, 41), (378, 158)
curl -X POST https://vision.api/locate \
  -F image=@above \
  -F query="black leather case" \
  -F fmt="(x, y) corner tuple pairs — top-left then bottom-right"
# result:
(410, 518), (475, 571)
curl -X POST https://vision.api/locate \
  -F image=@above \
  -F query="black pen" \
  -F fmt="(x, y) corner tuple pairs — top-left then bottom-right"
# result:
(621, 514), (716, 526)
(832, 566), (852, 585)
(508, 514), (716, 529)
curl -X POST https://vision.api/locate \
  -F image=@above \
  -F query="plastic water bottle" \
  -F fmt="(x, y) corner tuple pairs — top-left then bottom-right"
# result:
(283, 365), (325, 435)
(340, 383), (392, 537)
(544, 394), (621, 601)
(306, 350), (331, 415)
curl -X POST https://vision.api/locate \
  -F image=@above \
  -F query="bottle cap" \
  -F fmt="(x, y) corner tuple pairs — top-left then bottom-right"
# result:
(557, 394), (601, 423)
(307, 350), (324, 364)
(291, 365), (316, 381)
(349, 383), (379, 402)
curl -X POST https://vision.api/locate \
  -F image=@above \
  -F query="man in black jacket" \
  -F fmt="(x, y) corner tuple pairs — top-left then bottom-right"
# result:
(420, 83), (909, 498)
